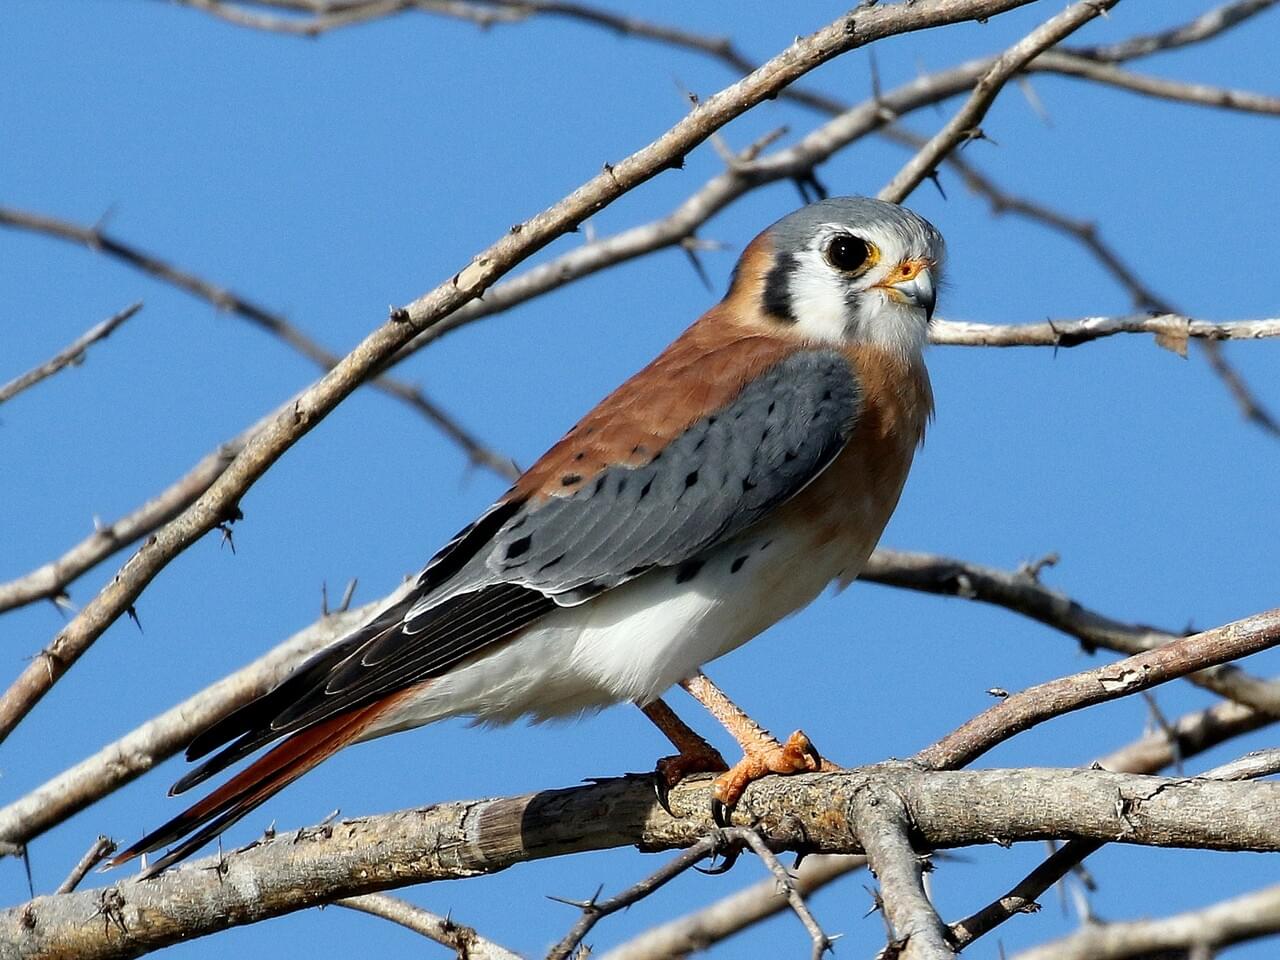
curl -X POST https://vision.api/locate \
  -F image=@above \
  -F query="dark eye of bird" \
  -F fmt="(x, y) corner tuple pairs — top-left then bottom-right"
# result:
(825, 234), (870, 272)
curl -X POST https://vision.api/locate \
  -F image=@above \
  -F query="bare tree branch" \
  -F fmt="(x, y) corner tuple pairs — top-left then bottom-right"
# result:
(0, 604), (374, 850)
(879, 0), (1120, 203)
(55, 838), (117, 897)
(0, 413), (263, 614)
(1063, 0), (1278, 63)
(602, 686), (1279, 960)
(931, 314), (1280, 348)
(0, 303), (141, 406)
(5, 544), (1276, 854)
(1011, 883), (1280, 960)
(855, 780), (955, 959)
(5, 765), (1278, 960)
(596, 855), (865, 960)
(334, 893), (522, 960)
(914, 606), (1280, 770)
(1, 0), (1042, 745)
(0, 205), (517, 480)
(1029, 49), (1280, 115)
(545, 826), (833, 960)
(861, 550), (1280, 718)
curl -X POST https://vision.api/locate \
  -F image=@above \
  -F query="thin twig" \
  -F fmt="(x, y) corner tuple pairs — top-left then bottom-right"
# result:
(0, 206), (517, 479)
(1010, 883), (1280, 960)
(879, 0), (1120, 204)
(55, 837), (117, 895)
(0, 303), (142, 406)
(335, 893), (523, 960)
(931, 314), (1280, 348)
(861, 549), (1280, 718)
(546, 827), (829, 960)
(1063, 0), (1278, 63)
(914, 607), (1280, 770)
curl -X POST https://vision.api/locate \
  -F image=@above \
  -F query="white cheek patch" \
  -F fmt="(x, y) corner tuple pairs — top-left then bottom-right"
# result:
(786, 247), (853, 344)
(850, 291), (929, 357)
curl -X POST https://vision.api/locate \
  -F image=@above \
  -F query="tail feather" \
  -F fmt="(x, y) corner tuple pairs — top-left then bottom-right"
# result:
(109, 700), (387, 877)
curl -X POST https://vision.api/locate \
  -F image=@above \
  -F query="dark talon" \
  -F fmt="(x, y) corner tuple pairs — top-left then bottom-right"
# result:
(695, 845), (742, 875)
(711, 796), (732, 828)
(653, 773), (675, 817)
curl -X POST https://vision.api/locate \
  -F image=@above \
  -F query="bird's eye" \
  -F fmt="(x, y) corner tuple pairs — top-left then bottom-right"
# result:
(825, 234), (872, 272)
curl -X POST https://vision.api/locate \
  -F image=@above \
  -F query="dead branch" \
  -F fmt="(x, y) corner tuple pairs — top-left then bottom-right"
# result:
(4, 765), (1278, 960)
(0, 205), (517, 480)
(879, 0), (1119, 203)
(0, 604), (375, 850)
(1063, 0), (1278, 63)
(335, 893), (522, 960)
(1011, 883), (1280, 960)
(596, 855), (865, 960)
(546, 826), (832, 960)
(854, 780), (954, 959)
(931, 314), (1280, 348)
(55, 839), (117, 897)
(0, 0), (1039, 746)
(861, 550), (1280, 717)
(0, 303), (141, 406)
(914, 606), (1280, 770)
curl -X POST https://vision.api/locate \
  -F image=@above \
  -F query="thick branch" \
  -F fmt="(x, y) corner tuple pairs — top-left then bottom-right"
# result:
(5, 767), (1278, 960)
(0, 303), (141, 406)
(600, 686), (1278, 960)
(854, 782), (955, 959)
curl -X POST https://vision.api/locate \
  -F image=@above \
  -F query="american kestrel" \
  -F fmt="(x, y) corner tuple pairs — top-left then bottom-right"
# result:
(112, 196), (943, 875)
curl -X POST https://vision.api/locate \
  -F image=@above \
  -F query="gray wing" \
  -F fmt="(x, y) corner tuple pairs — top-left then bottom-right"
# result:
(414, 347), (863, 612)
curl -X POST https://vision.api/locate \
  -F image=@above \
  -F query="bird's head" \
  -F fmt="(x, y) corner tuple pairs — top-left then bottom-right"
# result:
(727, 196), (945, 358)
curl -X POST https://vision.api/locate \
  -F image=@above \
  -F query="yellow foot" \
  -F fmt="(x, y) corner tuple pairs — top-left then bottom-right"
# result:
(711, 730), (838, 824)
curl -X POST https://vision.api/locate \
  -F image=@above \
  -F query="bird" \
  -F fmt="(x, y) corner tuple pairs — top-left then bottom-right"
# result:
(109, 195), (943, 877)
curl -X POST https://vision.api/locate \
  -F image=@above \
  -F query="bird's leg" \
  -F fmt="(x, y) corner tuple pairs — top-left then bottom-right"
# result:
(680, 671), (839, 820)
(641, 698), (729, 793)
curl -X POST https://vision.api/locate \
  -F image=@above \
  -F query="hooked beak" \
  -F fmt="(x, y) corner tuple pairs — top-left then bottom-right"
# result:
(874, 258), (936, 321)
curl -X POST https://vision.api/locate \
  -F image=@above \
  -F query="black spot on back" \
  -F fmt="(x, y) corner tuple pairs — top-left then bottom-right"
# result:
(684, 470), (699, 488)
(506, 535), (532, 560)
(730, 555), (748, 574)
(675, 559), (704, 584)
(561, 473), (582, 486)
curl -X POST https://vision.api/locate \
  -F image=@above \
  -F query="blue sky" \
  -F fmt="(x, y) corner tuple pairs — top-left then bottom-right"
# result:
(2, 1), (1278, 956)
